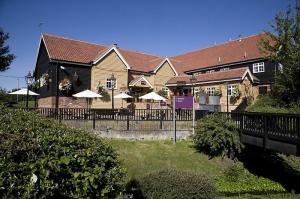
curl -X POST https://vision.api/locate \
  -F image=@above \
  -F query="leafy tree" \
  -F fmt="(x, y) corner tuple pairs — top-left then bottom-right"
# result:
(0, 28), (15, 72)
(260, 5), (300, 105)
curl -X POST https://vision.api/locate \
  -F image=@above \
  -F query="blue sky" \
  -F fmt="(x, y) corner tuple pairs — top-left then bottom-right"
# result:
(0, 0), (292, 90)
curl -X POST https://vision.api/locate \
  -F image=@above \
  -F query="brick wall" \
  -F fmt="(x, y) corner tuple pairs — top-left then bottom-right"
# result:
(38, 97), (88, 108)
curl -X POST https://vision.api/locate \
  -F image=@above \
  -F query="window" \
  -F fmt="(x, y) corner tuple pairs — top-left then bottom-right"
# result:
(253, 62), (265, 73)
(206, 70), (215, 74)
(106, 79), (117, 89)
(206, 87), (215, 96)
(220, 67), (229, 71)
(141, 80), (146, 85)
(227, 85), (237, 96)
(194, 72), (202, 75)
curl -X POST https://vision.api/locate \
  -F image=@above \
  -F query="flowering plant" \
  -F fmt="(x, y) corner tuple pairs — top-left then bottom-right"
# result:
(59, 78), (72, 91)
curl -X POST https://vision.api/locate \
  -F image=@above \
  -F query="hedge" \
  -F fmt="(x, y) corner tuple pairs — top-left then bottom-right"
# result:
(126, 168), (217, 199)
(0, 106), (125, 198)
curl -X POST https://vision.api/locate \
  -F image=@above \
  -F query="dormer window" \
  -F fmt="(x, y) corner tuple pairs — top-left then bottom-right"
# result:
(253, 62), (264, 73)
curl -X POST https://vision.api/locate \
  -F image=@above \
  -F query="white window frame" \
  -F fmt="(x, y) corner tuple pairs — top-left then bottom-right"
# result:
(227, 85), (237, 96)
(106, 79), (117, 89)
(253, 62), (265, 73)
(220, 67), (229, 71)
(206, 70), (215, 74)
(162, 87), (169, 96)
(206, 87), (215, 96)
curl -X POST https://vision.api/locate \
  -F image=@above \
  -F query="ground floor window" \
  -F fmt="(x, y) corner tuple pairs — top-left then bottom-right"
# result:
(227, 85), (237, 96)
(206, 87), (215, 96)
(106, 79), (117, 89)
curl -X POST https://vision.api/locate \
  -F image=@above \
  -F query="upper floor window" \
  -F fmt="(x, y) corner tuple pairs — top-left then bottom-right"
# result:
(206, 87), (215, 96)
(141, 80), (146, 85)
(253, 62), (265, 73)
(206, 70), (215, 74)
(106, 79), (117, 89)
(227, 85), (237, 96)
(220, 67), (229, 71)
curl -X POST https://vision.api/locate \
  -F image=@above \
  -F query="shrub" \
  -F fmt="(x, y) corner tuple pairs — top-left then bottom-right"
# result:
(126, 168), (217, 199)
(0, 106), (125, 198)
(247, 95), (300, 114)
(216, 163), (286, 196)
(192, 114), (242, 159)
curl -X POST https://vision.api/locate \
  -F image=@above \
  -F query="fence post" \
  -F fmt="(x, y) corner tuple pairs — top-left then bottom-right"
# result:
(263, 115), (268, 150)
(239, 113), (243, 141)
(297, 117), (300, 156)
(127, 109), (130, 131)
(59, 108), (62, 123)
(160, 110), (163, 130)
(93, 109), (95, 130)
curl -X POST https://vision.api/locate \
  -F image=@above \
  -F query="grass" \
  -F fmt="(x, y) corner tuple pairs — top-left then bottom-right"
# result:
(106, 139), (233, 178)
(106, 139), (299, 199)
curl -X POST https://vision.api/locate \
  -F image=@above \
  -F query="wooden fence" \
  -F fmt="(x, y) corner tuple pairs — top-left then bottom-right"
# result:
(22, 107), (300, 155)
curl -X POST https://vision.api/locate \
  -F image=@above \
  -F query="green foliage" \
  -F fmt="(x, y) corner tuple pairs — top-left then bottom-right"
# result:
(0, 28), (15, 72)
(192, 114), (242, 159)
(247, 95), (300, 113)
(213, 89), (222, 97)
(126, 168), (217, 199)
(157, 89), (168, 99)
(0, 106), (125, 198)
(260, 6), (300, 104)
(216, 163), (286, 196)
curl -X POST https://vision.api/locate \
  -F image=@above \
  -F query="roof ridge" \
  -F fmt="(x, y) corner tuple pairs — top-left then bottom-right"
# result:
(118, 47), (163, 58)
(171, 32), (266, 58)
(42, 33), (108, 47)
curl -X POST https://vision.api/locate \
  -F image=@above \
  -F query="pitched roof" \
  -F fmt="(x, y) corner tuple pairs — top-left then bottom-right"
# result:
(129, 75), (153, 88)
(166, 67), (254, 85)
(42, 34), (107, 64)
(40, 33), (270, 74)
(41, 33), (165, 72)
(171, 33), (270, 73)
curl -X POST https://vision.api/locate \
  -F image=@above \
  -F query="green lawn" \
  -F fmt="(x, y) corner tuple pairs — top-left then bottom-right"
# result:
(106, 139), (299, 199)
(106, 139), (233, 178)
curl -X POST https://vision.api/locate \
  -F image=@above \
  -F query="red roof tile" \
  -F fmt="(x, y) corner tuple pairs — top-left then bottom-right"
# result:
(171, 33), (270, 73)
(42, 33), (164, 72)
(43, 34), (107, 64)
(166, 67), (251, 85)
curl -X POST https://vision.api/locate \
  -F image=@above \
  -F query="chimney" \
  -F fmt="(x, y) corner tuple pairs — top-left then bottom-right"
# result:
(218, 57), (221, 62)
(244, 51), (247, 58)
(113, 43), (118, 48)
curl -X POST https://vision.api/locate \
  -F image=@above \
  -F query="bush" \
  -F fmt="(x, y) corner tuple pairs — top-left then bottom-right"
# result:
(126, 168), (217, 199)
(247, 95), (300, 114)
(216, 163), (286, 196)
(0, 106), (125, 198)
(192, 114), (242, 159)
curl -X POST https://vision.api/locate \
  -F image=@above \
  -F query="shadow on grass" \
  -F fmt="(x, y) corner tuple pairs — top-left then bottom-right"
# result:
(239, 145), (300, 193)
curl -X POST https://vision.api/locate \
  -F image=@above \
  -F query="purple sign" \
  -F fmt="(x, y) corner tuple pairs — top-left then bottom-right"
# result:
(174, 96), (193, 109)
(160, 101), (167, 106)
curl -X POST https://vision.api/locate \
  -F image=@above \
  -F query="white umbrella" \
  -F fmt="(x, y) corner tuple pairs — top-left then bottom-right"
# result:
(114, 92), (133, 108)
(9, 88), (39, 96)
(73, 90), (102, 108)
(139, 91), (166, 101)
(139, 91), (166, 109)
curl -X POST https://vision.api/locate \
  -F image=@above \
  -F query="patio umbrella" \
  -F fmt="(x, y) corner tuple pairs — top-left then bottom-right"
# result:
(114, 92), (133, 108)
(9, 88), (39, 96)
(139, 91), (166, 101)
(139, 91), (166, 109)
(72, 89), (102, 108)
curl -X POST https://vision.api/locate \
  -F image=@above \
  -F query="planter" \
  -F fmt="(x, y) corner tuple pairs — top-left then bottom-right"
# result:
(199, 95), (206, 105)
(208, 96), (220, 105)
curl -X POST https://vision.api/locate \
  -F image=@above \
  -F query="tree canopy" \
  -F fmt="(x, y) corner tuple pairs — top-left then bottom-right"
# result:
(261, 5), (300, 105)
(0, 28), (15, 72)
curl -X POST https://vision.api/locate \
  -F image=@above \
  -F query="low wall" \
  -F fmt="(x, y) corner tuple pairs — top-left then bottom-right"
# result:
(62, 120), (193, 140)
